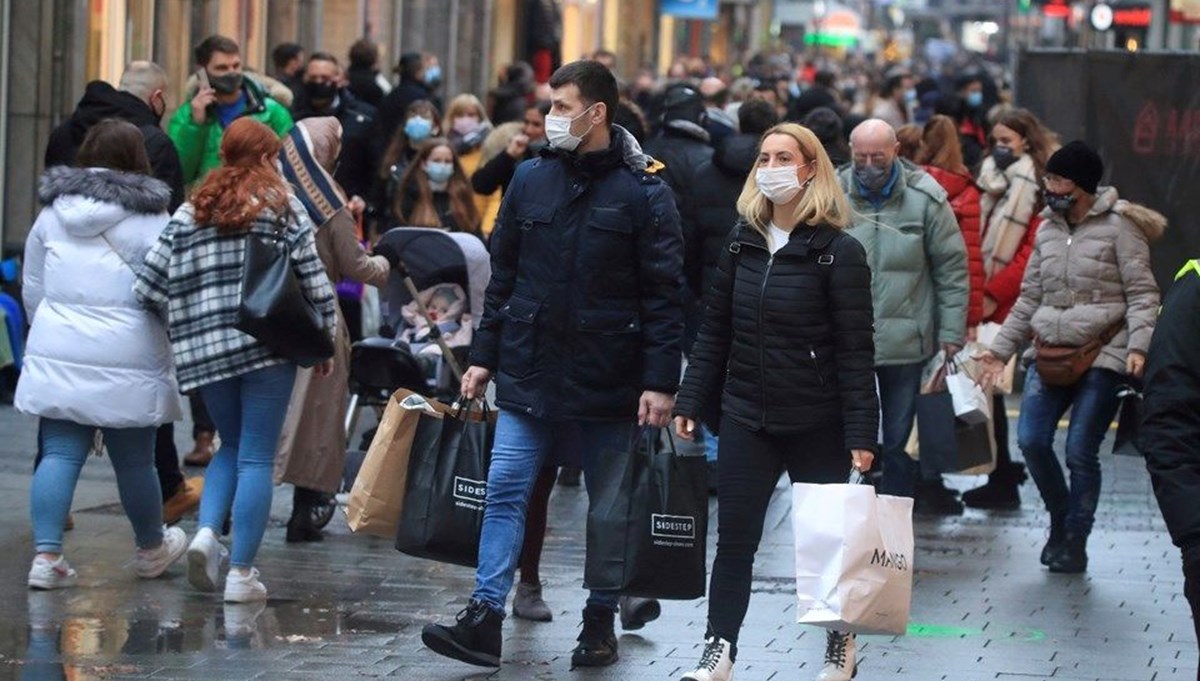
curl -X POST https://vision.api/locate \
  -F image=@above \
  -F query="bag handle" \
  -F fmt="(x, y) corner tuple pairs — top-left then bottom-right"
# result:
(847, 468), (868, 485)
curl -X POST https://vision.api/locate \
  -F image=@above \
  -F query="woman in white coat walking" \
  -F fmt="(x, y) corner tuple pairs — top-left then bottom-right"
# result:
(17, 119), (188, 589)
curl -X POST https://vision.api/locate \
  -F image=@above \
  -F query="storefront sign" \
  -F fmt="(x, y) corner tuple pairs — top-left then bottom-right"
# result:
(660, 0), (719, 20)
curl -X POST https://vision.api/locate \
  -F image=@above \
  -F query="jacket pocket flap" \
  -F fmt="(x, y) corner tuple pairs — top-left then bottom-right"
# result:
(501, 295), (541, 323)
(578, 309), (640, 333)
(588, 206), (633, 233)
(515, 203), (556, 227)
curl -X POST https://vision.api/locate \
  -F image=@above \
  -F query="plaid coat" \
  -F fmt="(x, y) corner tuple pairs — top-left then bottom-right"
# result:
(135, 196), (337, 392)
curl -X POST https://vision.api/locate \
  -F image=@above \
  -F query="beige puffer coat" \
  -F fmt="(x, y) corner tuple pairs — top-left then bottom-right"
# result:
(990, 186), (1164, 375)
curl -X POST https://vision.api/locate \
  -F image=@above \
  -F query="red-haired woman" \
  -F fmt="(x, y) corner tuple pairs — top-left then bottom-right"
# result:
(136, 118), (337, 603)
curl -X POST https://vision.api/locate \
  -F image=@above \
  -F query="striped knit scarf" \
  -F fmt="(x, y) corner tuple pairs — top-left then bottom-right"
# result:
(979, 154), (1039, 279)
(279, 124), (346, 228)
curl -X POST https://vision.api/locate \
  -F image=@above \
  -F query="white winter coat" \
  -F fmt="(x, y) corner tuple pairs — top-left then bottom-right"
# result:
(15, 166), (182, 427)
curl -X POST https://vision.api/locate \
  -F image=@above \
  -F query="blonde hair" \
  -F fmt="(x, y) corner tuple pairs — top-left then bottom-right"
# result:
(443, 93), (491, 133)
(736, 123), (850, 235)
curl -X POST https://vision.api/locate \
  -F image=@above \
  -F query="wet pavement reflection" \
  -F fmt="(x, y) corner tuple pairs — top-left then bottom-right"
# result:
(8, 591), (394, 679)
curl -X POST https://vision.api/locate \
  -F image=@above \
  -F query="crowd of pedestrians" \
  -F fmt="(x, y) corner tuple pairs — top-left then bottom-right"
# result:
(11, 30), (1190, 681)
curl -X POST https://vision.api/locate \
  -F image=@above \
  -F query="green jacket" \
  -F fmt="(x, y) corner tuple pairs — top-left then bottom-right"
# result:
(838, 160), (969, 366)
(168, 77), (293, 186)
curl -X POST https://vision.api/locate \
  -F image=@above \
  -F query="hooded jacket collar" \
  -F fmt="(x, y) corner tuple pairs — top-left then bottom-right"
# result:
(543, 124), (654, 177)
(39, 166), (170, 237)
(1041, 185), (1168, 242)
(737, 221), (840, 256)
(713, 133), (759, 177)
(67, 82), (157, 142)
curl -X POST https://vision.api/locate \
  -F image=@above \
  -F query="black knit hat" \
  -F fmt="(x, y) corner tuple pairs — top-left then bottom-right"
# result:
(1046, 141), (1104, 194)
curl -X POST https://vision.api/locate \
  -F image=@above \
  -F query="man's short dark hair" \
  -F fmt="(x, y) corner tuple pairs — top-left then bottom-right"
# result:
(815, 70), (836, 89)
(196, 35), (240, 67)
(549, 60), (619, 125)
(349, 39), (378, 70)
(396, 52), (424, 80)
(738, 99), (779, 136)
(272, 42), (304, 71)
(955, 73), (983, 91)
(309, 51), (339, 67)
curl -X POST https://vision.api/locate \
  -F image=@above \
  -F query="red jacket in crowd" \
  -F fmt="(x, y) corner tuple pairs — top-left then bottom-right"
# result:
(924, 165), (985, 326)
(983, 213), (1042, 324)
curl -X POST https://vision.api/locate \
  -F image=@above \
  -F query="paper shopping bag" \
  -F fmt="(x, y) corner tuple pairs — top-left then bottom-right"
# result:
(346, 388), (438, 537)
(945, 371), (997, 474)
(793, 482), (914, 635)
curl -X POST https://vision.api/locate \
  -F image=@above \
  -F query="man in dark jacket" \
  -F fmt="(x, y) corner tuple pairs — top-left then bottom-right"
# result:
(42, 60), (202, 523)
(687, 99), (777, 302)
(644, 82), (714, 220)
(422, 60), (683, 671)
(346, 39), (388, 108)
(1140, 258), (1200, 650)
(45, 61), (184, 211)
(291, 52), (377, 204)
(376, 52), (438, 143)
(788, 69), (842, 122)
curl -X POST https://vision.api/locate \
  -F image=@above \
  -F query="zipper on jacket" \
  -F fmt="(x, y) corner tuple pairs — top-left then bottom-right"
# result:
(758, 252), (774, 427)
(809, 345), (826, 386)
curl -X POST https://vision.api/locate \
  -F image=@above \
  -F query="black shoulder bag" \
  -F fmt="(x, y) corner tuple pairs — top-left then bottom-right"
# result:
(235, 217), (335, 368)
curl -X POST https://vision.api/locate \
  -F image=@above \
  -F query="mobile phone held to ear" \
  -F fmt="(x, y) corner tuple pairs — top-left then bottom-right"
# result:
(197, 68), (210, 91)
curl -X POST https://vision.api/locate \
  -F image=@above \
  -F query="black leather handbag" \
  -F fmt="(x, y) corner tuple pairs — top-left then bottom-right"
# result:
(235, 223), (334, 368)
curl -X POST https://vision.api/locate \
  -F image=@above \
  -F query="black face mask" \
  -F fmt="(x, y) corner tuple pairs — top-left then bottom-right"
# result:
(208, 71), (244, 95)
(991, 145), (1017, 170)
(305, 81), (339, 106)
(1043, 190), (1077, 215)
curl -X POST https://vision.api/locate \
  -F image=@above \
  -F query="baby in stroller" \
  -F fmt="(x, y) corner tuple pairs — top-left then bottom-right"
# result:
(398, 283), (474, 385)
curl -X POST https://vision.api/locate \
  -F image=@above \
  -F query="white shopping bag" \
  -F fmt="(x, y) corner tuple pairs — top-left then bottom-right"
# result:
(793, 482), (914, 636)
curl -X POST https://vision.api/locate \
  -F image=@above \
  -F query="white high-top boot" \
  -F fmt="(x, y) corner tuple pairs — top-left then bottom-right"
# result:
(680, 636), (735, 681)
(815, 630), (857, 680)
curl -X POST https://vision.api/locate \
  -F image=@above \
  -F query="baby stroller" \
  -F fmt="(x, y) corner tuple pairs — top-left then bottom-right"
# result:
(310, 227), (491, 529)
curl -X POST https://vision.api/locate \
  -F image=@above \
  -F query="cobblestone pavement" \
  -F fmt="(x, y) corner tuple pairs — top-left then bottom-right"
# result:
(0, 404), (1194, 680)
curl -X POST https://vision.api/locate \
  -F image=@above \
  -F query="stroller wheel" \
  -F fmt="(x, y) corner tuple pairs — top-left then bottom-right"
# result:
(310, 495), (337, 529)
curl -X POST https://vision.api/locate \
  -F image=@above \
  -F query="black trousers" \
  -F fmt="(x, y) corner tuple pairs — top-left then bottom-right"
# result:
(189, 393), (215, 439)
(1183, 545), (1200, 680)
(708, 416), (849, 643)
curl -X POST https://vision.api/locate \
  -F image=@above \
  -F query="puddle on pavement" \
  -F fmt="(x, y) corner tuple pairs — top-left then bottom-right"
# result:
(0, 593), (394, 678)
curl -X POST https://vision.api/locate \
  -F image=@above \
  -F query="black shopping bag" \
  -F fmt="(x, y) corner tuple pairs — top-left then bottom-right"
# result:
(915, 391), (958, 473)
(1113, 384), (1143, 456)
(953, 411), (995, 471)
(395, 401), (494, 567)
(584, 430), (709, 600)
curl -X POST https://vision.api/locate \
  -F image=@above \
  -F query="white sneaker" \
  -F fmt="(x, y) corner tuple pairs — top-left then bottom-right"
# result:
(186, 527), (227, 592)
(224, 567), (267, 603)
(815, 630), (857, 680)
(133, 527), (188, 578)
(28, 555), (78, 590)
(680, 636), (735, 680)
(223, 601), (267, 639)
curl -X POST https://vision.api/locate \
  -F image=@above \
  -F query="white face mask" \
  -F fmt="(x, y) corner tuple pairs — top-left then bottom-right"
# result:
(544, 104), (597, 152)
(756, 165), (808, 204)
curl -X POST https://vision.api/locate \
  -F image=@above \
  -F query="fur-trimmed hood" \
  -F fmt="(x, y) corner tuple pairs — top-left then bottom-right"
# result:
(39, 166), (170, 238)
(1041, 186), (1168, 243)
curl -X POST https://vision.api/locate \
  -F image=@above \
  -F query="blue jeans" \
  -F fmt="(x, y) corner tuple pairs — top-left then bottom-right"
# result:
(473, 411), (633, 615)
(876, 363), (924, 497)
(1017, 366), (1122, 536)
(197, 363), (297, 567)
(32, 419), (162, 553)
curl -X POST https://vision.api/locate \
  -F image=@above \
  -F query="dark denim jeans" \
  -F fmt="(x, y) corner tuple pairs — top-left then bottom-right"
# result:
(1016, 366), (1122, 536)
(473, 411), (633, 616)
(877, 363), (924, 497)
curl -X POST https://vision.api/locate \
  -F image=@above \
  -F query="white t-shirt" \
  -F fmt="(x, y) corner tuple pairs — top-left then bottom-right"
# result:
(768, 222), (792, 255)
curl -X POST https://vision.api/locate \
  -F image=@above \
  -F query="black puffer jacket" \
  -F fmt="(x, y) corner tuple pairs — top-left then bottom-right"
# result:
(470, 126), (684, 421)
(689, 133), (757, 298)
(45, 81), (185, 212)
(675, 222), (879, 451)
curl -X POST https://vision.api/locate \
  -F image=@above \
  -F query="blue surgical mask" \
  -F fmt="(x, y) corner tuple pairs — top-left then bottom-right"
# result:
(425, 160), (454, 185)
(404, 116), (433, 143)
(966, 91), (984, 109)
(424, 65), (442, 87)
(904, 88), (918, 104)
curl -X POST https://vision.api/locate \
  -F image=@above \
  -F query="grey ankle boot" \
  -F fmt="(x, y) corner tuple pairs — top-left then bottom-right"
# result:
(513, 582), (552, 622)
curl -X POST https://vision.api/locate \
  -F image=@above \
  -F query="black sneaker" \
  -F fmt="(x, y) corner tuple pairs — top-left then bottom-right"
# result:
(571, 604), (618, 668)
(1048, 534), (1088, 574)
(1040, 519), (1067, 567)
(962, 464), (1027, 510)
(618, 596), (661, 631)
(421, 599), (502, 667)
(914, 480), (964, 516)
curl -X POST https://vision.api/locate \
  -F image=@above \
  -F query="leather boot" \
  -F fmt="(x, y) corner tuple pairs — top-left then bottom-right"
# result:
(183, 432), (216, 467)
